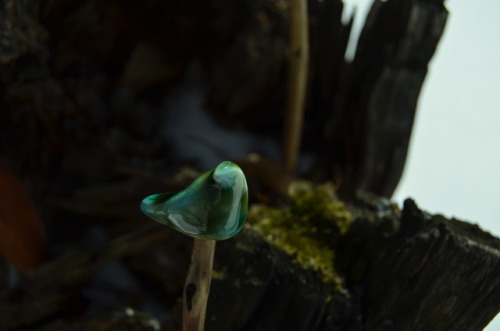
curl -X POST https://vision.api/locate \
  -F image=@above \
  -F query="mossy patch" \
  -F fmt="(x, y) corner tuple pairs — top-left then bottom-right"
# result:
(247, 181), (352, 287)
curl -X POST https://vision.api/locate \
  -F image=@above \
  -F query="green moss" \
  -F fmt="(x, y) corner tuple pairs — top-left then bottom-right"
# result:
(212, 268), (228, 280)
(247, 181), (352, 287)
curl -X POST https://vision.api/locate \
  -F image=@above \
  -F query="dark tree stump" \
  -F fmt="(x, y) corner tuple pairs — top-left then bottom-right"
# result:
(344, 198), (500, 330)
(206, 197), (499, 331)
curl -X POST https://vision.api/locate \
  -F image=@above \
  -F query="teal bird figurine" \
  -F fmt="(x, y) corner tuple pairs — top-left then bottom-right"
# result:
(140, 161), (248, 331)
(141, 161), (248, 240)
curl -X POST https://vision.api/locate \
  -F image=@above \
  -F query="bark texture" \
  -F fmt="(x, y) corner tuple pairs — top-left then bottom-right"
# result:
(205, 197), (500, 331)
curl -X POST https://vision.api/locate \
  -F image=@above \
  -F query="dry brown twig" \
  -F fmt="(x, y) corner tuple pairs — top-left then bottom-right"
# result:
(284, 0), (309, 175)
(182, 239), (216, 331)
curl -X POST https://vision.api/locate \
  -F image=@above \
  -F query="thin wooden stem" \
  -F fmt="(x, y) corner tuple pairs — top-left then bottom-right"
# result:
(284, 0), (309, 175)
(182, 238), (216, 331)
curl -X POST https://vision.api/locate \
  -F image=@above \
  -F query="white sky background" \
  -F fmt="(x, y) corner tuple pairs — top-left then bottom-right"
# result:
(344, 0), (500, 329)
(393, 0), (500, 238)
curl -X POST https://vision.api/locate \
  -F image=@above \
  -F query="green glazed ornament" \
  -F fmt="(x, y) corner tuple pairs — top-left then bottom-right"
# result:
(141, 161), (248, 240)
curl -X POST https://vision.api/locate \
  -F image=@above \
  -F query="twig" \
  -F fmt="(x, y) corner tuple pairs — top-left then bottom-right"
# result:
(182, 239), (216, 331)
(284, 0), (309, 175)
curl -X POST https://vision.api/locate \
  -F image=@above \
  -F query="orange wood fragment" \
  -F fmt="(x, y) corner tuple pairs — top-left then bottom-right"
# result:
(0, 161), (48, 273)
